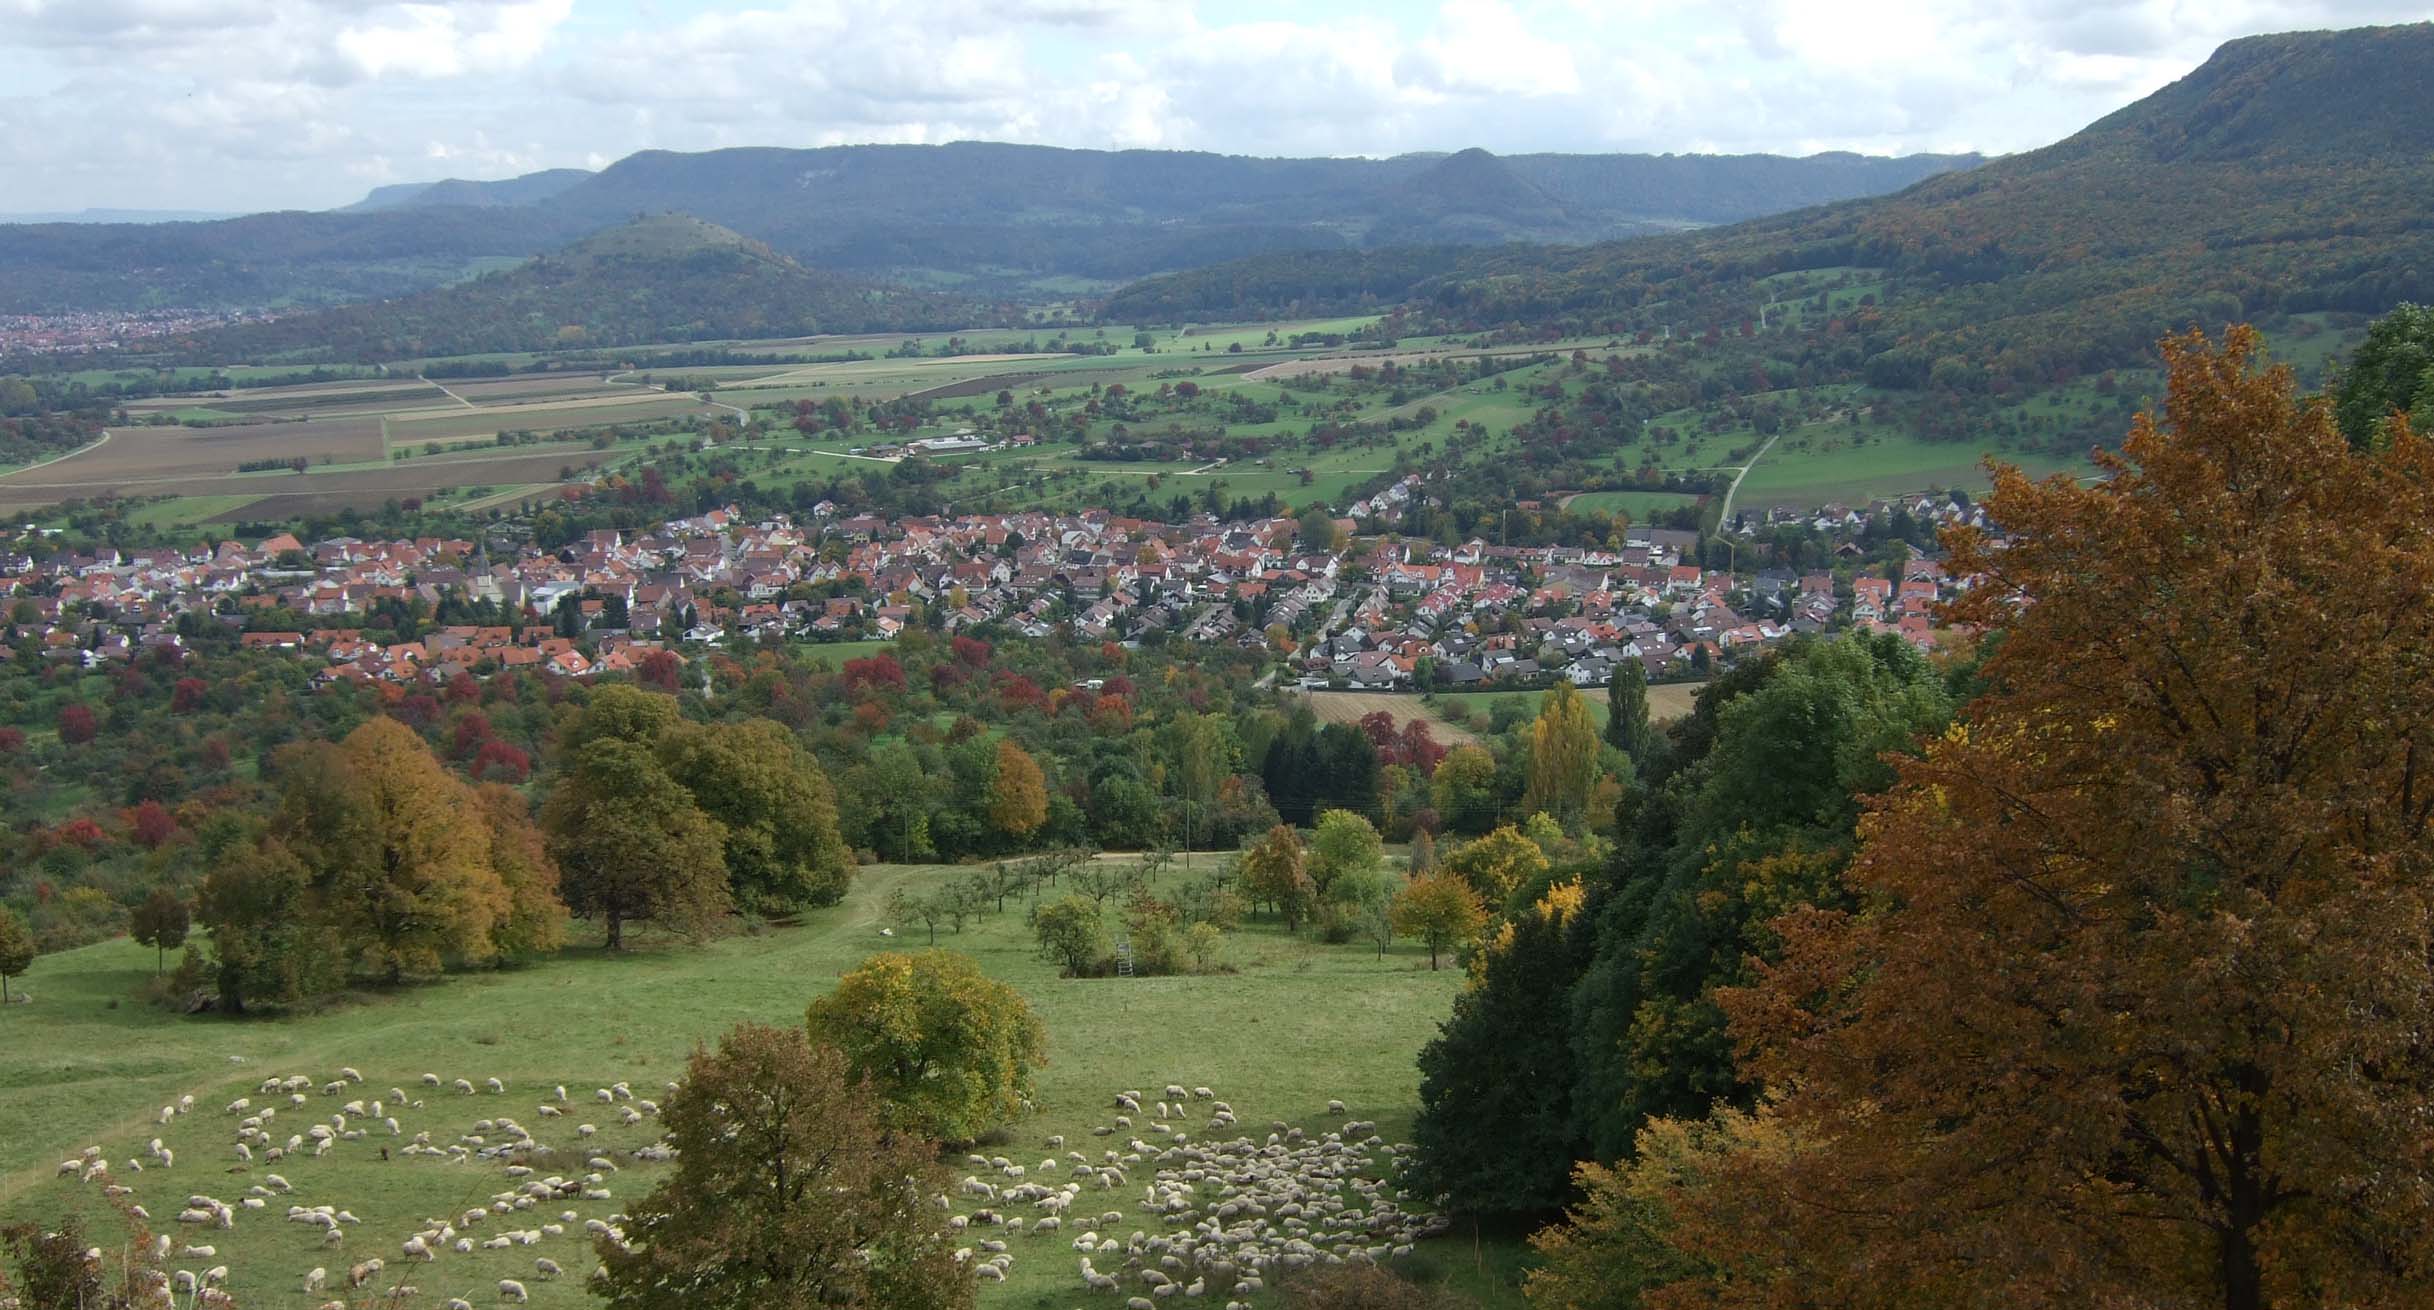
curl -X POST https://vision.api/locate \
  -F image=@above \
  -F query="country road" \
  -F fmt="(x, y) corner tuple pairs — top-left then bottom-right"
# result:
(1716, 431), (1782, 528)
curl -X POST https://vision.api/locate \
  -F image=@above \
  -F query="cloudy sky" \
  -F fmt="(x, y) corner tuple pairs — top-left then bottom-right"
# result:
(4, 0), (2428, 213)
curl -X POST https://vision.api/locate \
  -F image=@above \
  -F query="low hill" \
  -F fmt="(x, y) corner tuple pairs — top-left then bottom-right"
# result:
(1113, 22), (2434, 391)
(173, 215), (994, 363)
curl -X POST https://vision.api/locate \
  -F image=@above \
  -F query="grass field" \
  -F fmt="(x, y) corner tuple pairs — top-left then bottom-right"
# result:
(1562, 490), (1706, 522)
(1431, 683), (1704, 734)
(0, 861), (1514, 1309)
(1303, 691), (1484, 748)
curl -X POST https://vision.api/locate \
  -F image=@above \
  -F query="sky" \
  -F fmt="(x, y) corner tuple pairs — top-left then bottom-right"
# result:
(3, 0), (2429, 213)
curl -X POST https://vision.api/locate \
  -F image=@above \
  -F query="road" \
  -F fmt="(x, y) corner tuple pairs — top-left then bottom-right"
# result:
(1716, 431), (1783, 529)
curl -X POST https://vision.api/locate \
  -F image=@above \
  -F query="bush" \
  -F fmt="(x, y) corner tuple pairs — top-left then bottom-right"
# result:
(1281, 1264), (1478, 1309)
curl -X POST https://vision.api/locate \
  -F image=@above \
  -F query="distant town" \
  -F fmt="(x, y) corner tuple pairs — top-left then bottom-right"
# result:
(6, 475), (1990, 687)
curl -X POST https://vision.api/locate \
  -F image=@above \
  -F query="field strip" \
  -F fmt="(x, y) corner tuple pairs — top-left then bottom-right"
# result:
(456, 482), (559, 511)
(0, 427), (113, 481)
(1716, 431), (1784, 526)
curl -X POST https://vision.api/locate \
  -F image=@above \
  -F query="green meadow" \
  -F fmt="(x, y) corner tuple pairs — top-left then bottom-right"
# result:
(0, 861), (1519, 1310)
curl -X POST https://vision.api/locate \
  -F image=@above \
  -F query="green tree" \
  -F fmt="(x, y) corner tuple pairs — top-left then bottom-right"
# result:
(1522, 682), (1601, 828)
(1410, 895), (1593, 1216)
(804, 950), (1047, 1144)
(194, 839), (340, 1013)
(1431, 745), (1502, 834)
(1391, 874), (1489, 970)
(595, 1022), (971, 1310)
(1308, 809), (1383, 904)
(1604, 658), (1655, 763)
(1033, 894), (1110, 976)
(545, 738), (731, 950)
(564, 682), (684, 752)
(661, 719), (854, 913)
(1442, 824), (1551, 905)
(129, 887), (190, 976)
(2333, 301), (2434, 448)
(0, 906), (32, 1004)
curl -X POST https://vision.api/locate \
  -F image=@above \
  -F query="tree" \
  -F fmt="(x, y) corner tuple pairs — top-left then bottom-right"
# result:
(55, 703), (95, 745)
(1308, 809), (1383, 904)
(1629, 329), (2434, 1310)
(2333, 301), (2434, 448)
(1033, 894), (1110, 976)
(194, 839), (339, 1013)
(1430, 746), (1502, 834)
(1441, 824), (1550, 906)
(475, 783), (569, 959)
(278, 718), (511, 983)
(1238, 823), (1315, 931)
(985, 737), (1049, 842)
(1392, 874), (1488, 970)
(128, 887), (189, 976)
(1604, 658), (1654, 763)
(1408, 827), (1439, 875)
(0, 907), (32, 1003)
(594, 1023), (970, 1310)
(1409, 895), (1592, 1216)
(805, 950), (1046, 1144)
(660, 719), (854, 913)
(1522, 682), (1600, 827)
(545, 738), (730, 950)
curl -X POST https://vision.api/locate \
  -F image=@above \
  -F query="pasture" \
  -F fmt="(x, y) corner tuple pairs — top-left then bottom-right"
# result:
(0, 862), (1518, 1310)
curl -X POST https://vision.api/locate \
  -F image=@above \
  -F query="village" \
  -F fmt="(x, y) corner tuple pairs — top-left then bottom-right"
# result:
(0, 473), (1991, 691)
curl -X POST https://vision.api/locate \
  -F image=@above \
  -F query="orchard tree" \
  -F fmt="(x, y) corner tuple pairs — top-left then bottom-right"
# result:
(1238, 823), (1314, 931)
(594, 1023), (971, 1310)
(0, 906), (33, 1003)
(1619, 329), (2434, 1310)
(1391, 874), (1488, 970)
(545, 738), (730, 950)
(1441, 824), (1550, 906)
(195, 839), (339, 1013)
(129, 887), (189, 976)
(1307, 809), (1383, 904)
(805, 950), (1046, 1144)
(1033, 894), (1110, 976)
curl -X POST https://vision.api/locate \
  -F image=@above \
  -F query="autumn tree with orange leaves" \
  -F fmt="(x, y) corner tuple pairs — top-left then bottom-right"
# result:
(1540, 329), (2434, 1310)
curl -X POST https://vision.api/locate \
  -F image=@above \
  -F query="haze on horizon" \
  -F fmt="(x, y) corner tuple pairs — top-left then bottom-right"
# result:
(6, 0), (2430, 216)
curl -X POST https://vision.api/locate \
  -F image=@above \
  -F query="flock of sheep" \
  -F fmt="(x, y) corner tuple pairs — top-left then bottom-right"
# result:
(24, 1066), (1442, 1308)
(31, 1062), (668, 1308)
(949, 1083), (1448, 1308)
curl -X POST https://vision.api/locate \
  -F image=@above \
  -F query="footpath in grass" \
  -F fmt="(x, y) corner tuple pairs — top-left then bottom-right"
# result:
(0, 861), (1515, 1310)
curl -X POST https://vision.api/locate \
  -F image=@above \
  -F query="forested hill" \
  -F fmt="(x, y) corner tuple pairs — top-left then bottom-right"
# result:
(1108, 22), (2434, 390)
(0, 144), (1974, 314)
(173, 216), (994, 363)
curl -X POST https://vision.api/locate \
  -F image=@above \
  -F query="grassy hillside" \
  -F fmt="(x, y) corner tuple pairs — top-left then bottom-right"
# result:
(0, 861), (1519, 1310)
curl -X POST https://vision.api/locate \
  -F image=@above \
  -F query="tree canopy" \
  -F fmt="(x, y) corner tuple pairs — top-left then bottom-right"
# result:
(805, 949), (1047, 1144)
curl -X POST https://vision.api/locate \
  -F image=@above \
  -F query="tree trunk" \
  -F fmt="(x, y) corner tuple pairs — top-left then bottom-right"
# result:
(605, 911), (624, 952)
(2219, 1100), (2268, 1310)
(1427, 944), (1440, 971)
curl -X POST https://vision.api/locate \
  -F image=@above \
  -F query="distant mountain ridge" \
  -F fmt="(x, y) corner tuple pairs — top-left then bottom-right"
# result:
(0, 142), (1978, 315)
(1110, 21), (2434, 388)
(172, 215), (989, 363)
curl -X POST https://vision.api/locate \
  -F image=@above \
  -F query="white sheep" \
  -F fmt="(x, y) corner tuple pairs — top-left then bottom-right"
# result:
(303, 1267), (327, 1293)
(534, 1257), (563, 1279)
(499, 1277), (530, 1302)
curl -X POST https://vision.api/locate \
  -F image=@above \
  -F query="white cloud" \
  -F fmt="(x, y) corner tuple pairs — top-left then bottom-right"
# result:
(1, 0), (2430, 211)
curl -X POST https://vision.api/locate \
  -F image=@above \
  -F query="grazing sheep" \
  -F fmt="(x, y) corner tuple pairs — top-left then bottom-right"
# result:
(487, 1077), (506, 1093)
(499, 1277), (530, 1302)
(303, 1268), (327, 1293)
(534, 1257), (563, 1279)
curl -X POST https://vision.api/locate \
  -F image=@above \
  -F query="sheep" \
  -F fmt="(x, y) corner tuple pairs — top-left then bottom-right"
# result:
(455, 1079), (477, 1095)
(487, 1077), (506, 1094)
(534, 1257), (564, 1279)
(1326, 1100), (1347, 1115)
(303, 1267), (328, 1293)
(499, 1277), (530, 1302)
(974, 1263), (1007, 1281)
(448, 1301), (474, 1310)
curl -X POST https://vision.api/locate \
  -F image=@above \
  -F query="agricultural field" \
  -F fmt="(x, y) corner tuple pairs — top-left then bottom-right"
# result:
(1430, 682), (1705, 734)
(1303, 691), (1485, 748)
(0, 861), (1519, 1310)
(0, 374), (721, 518)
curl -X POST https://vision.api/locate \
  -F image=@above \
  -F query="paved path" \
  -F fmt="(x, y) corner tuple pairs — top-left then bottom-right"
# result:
(1716, 431), (1783, 528)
